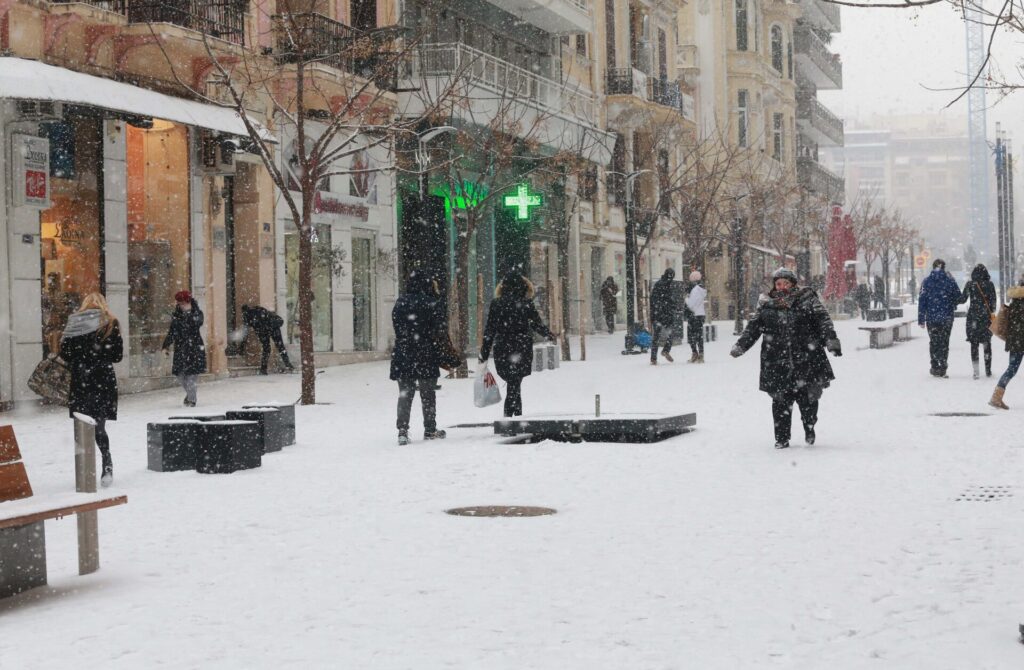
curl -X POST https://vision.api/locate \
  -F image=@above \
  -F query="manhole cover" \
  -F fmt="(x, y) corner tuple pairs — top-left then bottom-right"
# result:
(446, 506), (556, 517)
(956, 485), (1014, 502)
(931, 412), (990, 417)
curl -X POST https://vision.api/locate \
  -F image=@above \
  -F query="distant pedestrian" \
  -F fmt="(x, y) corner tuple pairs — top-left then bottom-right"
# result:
(989, 276), (1024, 410)
(600, 276), (619, 334)
(958, 264), (997, 379)
(649, 268), (677, 365)
(60, 293), (123, 487)
(241, 304), (294, 375)
(685, 271), (707, 363)
(162, 291), (206, 407)
(917, 259), (961, 378)
(480, 273), (556, 417)
(731, 268), (842, 449)
(873, 275), (886, 308)
(854, 283), (871, 319)
(390, 271), (447, 445)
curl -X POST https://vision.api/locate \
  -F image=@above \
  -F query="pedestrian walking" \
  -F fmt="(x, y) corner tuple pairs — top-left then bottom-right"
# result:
(162, 291), (206, 407)
(989, 277), (1024, 410)
(60, 293), (123, 487)
(873, 275), (886, 308)
(917, 259), (961, 378)
(685, 271), (707, 363)
(241, 304), (295, 375)
(390, 271), (447, 445)
(731, 268), (842, 449)
(479, 272), (556, 417)
(958, 264), (997, 379)
(600, 276), (619, 334)
(649, 268), (677, 365)
(855, 283), (871, 319)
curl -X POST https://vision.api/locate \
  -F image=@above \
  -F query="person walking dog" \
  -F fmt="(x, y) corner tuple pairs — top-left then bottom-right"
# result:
(917, 259), (961, 378)
(162, 290), (206, 407)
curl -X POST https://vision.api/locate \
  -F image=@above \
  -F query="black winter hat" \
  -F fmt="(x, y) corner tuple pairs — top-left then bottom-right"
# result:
(772, 268), (798, 285)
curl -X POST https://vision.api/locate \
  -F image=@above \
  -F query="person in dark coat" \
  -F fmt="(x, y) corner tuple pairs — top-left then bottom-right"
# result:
(479, 273), (556, 417)
(60, 293), (123, 487)
(162, 290), (206, 407)
(873, 275), (886, 308)
(990, 277), (1024, 409)
(241, 304), (294, 375)
(917, 259), (961, 378)
(600, 277), (619, 334)
(731, 268), (842, 449)
(649, 268), (677, 364)
(390, 271), (447, 445)
(958, 264), (997, 379)
(854, 283), (871, 319)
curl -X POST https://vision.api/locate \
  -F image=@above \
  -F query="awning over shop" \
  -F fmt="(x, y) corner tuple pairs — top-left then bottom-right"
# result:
(0, 57), (272, 141)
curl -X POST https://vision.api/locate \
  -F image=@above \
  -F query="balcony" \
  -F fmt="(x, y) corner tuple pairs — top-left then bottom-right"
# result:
(273, 13), (359, 73)
(797, 96), (843, 147)
(793, 26), (842, 90)
(483, 0), (591, 35)
(127, 0), (246, 45)
(51, 0), (128, 13)
(797, 156), (845, 202)
(795, 0), (841, 33)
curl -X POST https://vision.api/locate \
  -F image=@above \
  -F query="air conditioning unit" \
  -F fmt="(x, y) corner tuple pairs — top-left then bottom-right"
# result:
(199, 131), (236, 175)
(16, 100), (63, 121)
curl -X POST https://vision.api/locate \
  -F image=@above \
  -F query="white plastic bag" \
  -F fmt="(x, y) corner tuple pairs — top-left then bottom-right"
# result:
(474, 363), (502, 408)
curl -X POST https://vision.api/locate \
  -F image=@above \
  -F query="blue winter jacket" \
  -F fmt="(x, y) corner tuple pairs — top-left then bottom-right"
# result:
(918, 269), (961, 325)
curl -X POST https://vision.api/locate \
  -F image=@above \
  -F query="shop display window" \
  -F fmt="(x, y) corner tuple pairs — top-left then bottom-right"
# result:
(285, 225), (333, 352)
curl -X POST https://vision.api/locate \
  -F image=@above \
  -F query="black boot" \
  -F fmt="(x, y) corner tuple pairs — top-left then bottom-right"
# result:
(100, 449), (113, 488)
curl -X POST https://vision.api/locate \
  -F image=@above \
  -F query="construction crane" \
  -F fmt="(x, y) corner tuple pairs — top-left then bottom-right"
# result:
(965, 5), (990, 259)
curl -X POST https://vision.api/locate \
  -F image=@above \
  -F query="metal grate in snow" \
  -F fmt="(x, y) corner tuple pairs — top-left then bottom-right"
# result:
(446, 506), (556, 517)
(955, 486), (1014, 502)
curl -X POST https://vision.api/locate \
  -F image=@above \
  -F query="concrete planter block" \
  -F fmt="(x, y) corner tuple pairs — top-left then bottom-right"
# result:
(147, 420), (200, 472)
(226, 409), (284, 453)
(196, 421), (262, 474)
(243, 403), (295, 446)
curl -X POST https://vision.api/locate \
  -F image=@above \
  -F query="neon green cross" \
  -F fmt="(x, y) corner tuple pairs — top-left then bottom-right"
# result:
(503, 183), (543, 221)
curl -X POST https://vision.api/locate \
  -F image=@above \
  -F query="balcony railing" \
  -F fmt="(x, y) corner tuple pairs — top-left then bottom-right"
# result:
(273, 13), (359, 73)
(797, 96), (844, 146)
(796, 0), (841, 32)
(797, 156), (844, 200)
(128, 0), (246, 45)
(606, 68), (636, 96)
(649, 78), (680, 108)
(793, 26), (842, 89)
(52, 0), (128, 13)
(414, 43), (597, 123)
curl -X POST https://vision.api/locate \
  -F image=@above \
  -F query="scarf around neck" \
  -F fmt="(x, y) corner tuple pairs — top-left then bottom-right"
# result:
(61, 310), (103, 340)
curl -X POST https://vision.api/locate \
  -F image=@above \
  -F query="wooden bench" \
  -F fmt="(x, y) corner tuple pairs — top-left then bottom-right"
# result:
(858, 319), (916, 350)
(0, 425), (126, 598)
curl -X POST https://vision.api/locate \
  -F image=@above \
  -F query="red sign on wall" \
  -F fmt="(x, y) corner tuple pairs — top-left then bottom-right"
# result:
(13, 134), (50, 209)
(25, 170), (47, 200)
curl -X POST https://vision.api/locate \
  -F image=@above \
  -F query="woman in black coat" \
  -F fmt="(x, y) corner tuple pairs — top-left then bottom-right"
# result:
(959, 264), (997, 379)
(162, 290), (206, 407)
(390, 271), (447, 445)
(731, 269), (842, 449)
(479, 273), (555, 417)
(60, 293), (123, 487)
(990, 278), (1024, 409)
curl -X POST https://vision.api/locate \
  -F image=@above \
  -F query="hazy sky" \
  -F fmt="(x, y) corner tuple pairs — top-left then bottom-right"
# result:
(819, 3), (1024, 142)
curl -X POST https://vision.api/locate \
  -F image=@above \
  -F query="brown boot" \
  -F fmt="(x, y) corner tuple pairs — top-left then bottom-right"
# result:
(989, 386), (1009, 410)
(697, 354), (705, 364)
(688, 352), (698, 363)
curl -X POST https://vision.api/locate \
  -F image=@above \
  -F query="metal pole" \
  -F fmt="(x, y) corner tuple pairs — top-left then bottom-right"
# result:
(73, 416), (100, 575)
(1008, 146), (1016, 283)
(579, 271), (587, 361)
(733, 217), (744, 336)
(996, 135), (1007, 300)
(624, 191), (637, 351)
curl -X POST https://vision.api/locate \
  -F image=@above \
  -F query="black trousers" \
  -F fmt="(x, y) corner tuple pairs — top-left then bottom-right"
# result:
(970, 340), (993, 373)
(926, 321), (953, 373)
(687, 316), (705, 356)
(259, 329), (293, 373)
(95, 417), (110, 453)
(396, 379), (437, 432)
(650, 322), (673, 361)
(504, 376), (523, 417)
(771, 387), (821, 443)
(604, 310), (615, 334)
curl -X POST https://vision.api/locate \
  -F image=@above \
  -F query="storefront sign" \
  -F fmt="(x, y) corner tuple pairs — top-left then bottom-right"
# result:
(13, 134), (51, 209)
(313, 191), (368, 220)
(503, 183), (543, 222)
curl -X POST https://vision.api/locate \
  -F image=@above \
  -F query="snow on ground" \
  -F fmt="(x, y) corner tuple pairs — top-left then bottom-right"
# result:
(2, 311), (1024, 669)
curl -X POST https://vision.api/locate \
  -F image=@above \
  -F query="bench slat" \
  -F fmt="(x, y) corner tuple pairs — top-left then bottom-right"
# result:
(0, 492), (127, 529)
(0, 462), (33, 502)
(0, 425), (21, 465)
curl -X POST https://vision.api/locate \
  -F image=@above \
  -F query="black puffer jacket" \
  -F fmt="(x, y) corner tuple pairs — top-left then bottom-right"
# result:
(1004, 286), (1024, 354)
(959, 265), (997, 343)
(162, 299), (207, 376)
(735, 287), (839, 395)
(61, 314), (123, 421)
(650, 269), (677, 325)
(242, 305), (284, 337)
(480, 274), (554, 381)
(390, 274), (445, 381)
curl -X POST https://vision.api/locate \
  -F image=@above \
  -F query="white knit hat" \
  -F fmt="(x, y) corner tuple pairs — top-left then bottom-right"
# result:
(689, 271), (702, 282)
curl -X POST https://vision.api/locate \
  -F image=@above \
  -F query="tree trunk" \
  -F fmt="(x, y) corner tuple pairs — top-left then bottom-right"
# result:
(299, 198), (316, 404)
(557, 216), (571, 361)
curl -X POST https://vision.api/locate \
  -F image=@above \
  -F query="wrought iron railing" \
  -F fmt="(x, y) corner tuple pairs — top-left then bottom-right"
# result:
(793, 26), (842, 88)
(606, 68), (635, 96)
(648, 78), (680, 108)
(797, 95), (844, 146)
(273, 13), (359, 73)
(128, 0), (246, 45)
(51, 0), (128, 13)
(797, 157), (844, 200)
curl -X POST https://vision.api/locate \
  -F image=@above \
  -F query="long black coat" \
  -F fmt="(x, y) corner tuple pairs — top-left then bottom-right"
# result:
(481, 297), (553, 381)
(162, 299), (207, 376)
(650, 277), (677, 325)
(959, 279), (997, 343)
(1004, 286), (1024, 354)
(735, 288), (838, 396)
(61, 321), (123, 421)
(390, 292), (444, 381)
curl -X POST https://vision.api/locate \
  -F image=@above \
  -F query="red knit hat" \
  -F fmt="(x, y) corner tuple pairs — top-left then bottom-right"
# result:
(174, 290), (192, 303)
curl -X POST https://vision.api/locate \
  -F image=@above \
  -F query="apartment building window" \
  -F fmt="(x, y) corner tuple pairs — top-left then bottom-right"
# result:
(577, 34), (587, 57)
(787, 36), (793, 79)
(657, 149), (670, 215)
(608, 134), (626, 204)
(605, 0), (616, 71)
(735, 0), (748, 51)
(773, 113), (783, 161)
(770, 25), (783, 73)
(580, 166), (598, 202)
(351, 0), (376, 31)
(737, 90), (749, 148)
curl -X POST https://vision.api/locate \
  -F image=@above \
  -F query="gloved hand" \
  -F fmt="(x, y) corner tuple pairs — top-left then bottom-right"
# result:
(826, 338), (842, 357)
(730, 345), (743, 358)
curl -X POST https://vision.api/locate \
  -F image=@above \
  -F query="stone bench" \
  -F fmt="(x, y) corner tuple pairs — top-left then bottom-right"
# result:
(858, 319), (916, 349)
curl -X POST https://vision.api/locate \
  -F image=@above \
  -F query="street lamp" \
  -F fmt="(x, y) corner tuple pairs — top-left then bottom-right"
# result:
(608, 168), (654, 353)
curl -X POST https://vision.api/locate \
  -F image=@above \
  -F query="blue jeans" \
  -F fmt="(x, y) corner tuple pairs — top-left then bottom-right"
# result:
(998, 352), (1023, 389)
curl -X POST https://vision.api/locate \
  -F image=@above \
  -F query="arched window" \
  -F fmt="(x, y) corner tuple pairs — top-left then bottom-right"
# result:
(771, 25), (784, 73)
(735, 0), (748, 51)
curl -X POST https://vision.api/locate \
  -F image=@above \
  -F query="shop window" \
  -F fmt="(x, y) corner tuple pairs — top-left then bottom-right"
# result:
(40, 117), (104, 357)
(285, 225), (334, 352)
(126, 121), (192, 377)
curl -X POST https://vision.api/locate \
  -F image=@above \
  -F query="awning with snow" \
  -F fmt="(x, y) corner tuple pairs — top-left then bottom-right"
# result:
(0, 57), (273, 141)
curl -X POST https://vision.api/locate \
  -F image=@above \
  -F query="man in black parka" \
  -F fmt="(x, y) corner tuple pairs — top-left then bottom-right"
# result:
(649, 268), (677, 364)
(731, 268), (843, 449)
(241, 304), (294, 375)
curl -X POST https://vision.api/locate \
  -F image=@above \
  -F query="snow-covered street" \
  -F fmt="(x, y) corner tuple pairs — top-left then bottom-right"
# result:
(3, 314), (1023, 669)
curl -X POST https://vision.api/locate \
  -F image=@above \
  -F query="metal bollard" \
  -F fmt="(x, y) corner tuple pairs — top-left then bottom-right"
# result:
(595, 394), (601, 418)
(73, 415), (99, 575)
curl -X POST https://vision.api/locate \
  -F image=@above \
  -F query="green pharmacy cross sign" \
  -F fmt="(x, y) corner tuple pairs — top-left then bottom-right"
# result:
(503, 183), (543, 222)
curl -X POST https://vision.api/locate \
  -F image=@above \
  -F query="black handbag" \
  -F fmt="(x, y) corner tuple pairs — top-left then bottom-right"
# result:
(27, 355), (71, 406)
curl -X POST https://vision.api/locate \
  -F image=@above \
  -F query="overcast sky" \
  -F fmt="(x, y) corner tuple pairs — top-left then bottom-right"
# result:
(819, 3), (1024, 143)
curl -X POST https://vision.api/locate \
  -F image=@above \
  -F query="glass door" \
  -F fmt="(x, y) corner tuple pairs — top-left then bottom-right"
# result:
(285, 225), (333, 351)
(352, 236), (375, 351)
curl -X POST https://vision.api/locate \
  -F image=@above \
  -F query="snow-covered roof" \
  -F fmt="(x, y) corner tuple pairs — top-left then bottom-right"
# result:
(0, 57), (272, 141)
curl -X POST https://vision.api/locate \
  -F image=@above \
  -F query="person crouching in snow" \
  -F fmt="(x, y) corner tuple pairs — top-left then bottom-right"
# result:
(989, 276), (1024, 410)
(731, 268), (842, 449)
(162, 290), (206, 407)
